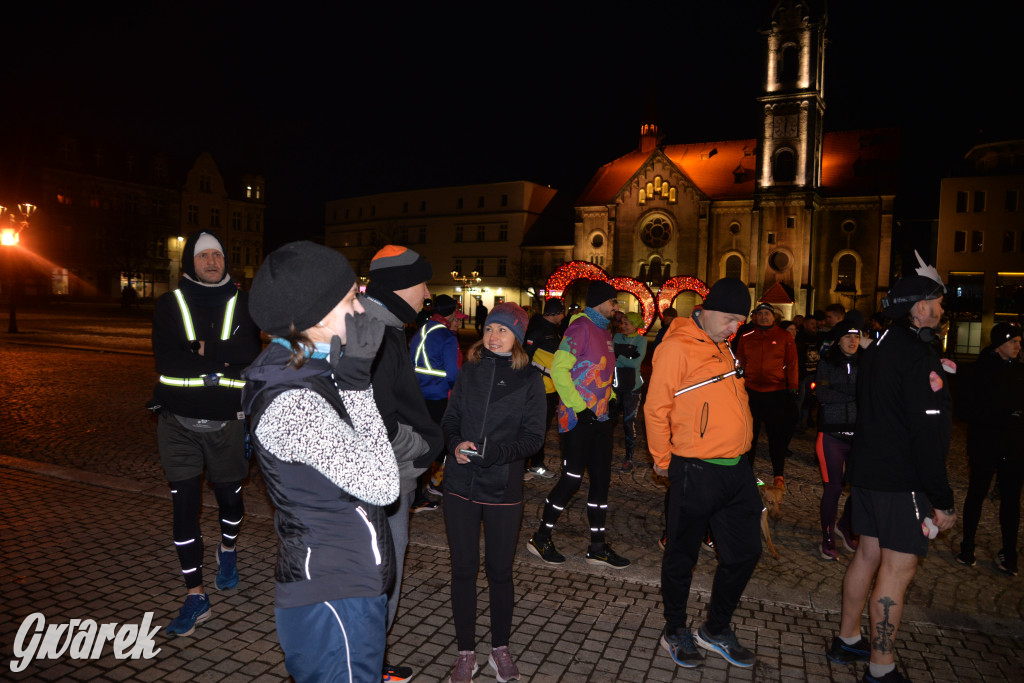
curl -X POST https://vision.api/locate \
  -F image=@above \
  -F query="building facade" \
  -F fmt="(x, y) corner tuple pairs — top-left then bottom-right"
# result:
(570, 0), (898, 320)
(324, 181), (559, 315)
(22, 140), (264, 301)
(936, 139), (1024, 355)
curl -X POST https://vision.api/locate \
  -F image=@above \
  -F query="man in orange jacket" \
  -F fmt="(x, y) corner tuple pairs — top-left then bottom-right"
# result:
(735, 302), (798, 488)
(645, 278), (762, 671)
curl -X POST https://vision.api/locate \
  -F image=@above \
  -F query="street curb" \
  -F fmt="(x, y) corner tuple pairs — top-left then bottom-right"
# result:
(5, 453), (1022, 640)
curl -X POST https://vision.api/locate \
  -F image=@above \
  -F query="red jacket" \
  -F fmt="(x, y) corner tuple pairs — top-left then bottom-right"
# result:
(735, 325), (798, 392)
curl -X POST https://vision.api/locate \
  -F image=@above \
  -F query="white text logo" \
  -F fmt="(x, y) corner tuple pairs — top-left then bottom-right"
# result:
(10, 612), (161, 673)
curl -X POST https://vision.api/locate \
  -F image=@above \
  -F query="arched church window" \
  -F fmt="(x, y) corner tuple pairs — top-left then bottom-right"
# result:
(837, 254), (857, 290)
(646, 181), (655, 197)
(725, 254), (742, 280)
(668, 187), (677, 203)
(640, 216), (672, 249)
(639, 188), (646, 205)
(780, 43), (799, 84)
(774, 148), (796, 183)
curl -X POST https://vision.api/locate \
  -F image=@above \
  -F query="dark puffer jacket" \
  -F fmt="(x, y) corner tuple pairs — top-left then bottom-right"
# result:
(814, 344), (861, 439)
(441, 349), (546, 504)
(242, 343), (397, 608)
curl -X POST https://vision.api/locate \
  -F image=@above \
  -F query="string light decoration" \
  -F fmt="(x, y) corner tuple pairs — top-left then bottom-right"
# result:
(545, 263), (708, 334)
(544, 260), (610, 299)
(609, 276), (656, 333)
(656, 276), (710, 316)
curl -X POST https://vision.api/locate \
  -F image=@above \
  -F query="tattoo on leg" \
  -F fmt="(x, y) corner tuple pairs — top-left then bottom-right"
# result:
(873, 596), (896, 654)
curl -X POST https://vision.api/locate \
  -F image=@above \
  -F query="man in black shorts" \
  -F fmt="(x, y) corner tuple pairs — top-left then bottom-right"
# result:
(827, 253), (956, 683)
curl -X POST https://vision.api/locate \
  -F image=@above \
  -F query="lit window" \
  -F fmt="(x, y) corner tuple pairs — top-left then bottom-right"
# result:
(246, 185), (252, 199)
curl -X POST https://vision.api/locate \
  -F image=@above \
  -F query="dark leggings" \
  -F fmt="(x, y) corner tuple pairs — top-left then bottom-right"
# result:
(961, 449), (1024, 564)
(538, 419), (613, 551)
(815, 432), (853, 534)
(444, 492), (522, 651)
(744, 389), (796, 477)
(170, 475), (244, 589)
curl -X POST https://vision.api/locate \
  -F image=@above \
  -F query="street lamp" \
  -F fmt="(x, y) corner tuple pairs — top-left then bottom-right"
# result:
(0, 203), (36, 333)
(451, 270), (481, 289)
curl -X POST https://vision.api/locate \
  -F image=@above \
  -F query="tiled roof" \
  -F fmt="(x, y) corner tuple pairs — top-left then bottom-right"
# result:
(576, 128), (900, 206)
(759, 281), (795, 304)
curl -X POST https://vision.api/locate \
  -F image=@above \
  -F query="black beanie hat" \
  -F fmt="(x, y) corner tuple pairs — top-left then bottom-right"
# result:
(249, 241), (356, 336)
(367, 245), (433, 291)
(543, 298), (565, 315)
(433, 294), (458, 316)
(701, 278), (751, 316)
(830, 310), (865, 343)
(586, 281), (617, 308)
(991, 322), (1022, 346)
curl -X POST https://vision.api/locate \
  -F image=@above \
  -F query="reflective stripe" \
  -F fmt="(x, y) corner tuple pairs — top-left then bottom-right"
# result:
(220, 293), (238, 340)
(164, 290), (244, 388)
(159, 374), (245, 389)
(413, 322), (449, 377)
(172, 290), (197, 340)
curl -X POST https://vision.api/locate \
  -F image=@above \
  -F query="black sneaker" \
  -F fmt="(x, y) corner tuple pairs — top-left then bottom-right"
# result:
(660, 625), (703, 668)
(694, 624), (756, 668)
(996, 550), (1019, 577)
(383, 662), (414, 681)
(862, 667), (911, 682)
(827, 635), (870, 664)
(527, 535), (565, 564)
(585, 544), (630, 569)
(955, 552), (977, 567)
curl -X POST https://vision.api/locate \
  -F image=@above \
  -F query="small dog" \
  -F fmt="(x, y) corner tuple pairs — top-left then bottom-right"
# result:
(759, 482), (783, 559)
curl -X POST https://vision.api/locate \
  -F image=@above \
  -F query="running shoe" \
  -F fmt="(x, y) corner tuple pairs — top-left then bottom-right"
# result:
(660, 625), (703, 668)
(165, 593), (211, 637)
(694, 624), (756, 668)
(527, 535), (565, 564)
(826, 635), (870, 664)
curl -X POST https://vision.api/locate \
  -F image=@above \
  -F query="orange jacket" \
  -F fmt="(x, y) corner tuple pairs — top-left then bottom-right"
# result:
(734, 325), (798, 392)
(644, 317), (753, 470)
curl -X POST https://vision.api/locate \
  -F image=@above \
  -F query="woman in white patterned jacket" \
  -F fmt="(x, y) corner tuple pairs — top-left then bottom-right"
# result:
(242, 241), (399, 683)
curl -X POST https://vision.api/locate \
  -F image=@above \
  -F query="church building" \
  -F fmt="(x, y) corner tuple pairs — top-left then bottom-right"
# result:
(568, 0), (899, 319)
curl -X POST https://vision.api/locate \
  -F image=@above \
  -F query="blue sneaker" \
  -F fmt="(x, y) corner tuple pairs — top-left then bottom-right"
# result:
(215, 546), (238, 590)
(694, 624), (756, 667)
(660, 625), (703, 668)
(165, 593), (211, 637)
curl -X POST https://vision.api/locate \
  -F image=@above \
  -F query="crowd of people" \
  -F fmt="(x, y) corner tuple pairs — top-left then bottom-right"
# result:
(151, 233), (1022, 683)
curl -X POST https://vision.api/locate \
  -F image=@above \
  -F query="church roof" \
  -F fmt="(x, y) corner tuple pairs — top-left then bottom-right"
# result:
(759, 281), (795, 304)
(576, 128), (900, 206)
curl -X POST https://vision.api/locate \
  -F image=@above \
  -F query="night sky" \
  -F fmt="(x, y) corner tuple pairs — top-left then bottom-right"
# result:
(5, 2), (1020, 248)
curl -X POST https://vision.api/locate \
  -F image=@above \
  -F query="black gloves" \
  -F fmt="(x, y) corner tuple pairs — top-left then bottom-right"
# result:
(576, 408), (598, 425)
(331, 312), (385, 390)
(607, 397), (621, 420)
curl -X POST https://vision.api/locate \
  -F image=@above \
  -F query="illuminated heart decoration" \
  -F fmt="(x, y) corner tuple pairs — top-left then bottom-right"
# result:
(544, 261), (656, 332)
(545, 262), (710, 334)
(656, 276), (710, 316)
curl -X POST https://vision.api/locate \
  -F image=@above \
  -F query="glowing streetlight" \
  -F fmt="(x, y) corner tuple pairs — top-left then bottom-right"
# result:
(0, 203), (37, 333)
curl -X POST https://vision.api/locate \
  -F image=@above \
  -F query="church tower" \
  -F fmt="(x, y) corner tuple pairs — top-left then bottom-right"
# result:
(756, 0), (827, 190)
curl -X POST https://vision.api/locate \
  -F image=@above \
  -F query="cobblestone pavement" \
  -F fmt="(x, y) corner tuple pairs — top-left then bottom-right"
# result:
(2, 313), (1023, 681)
